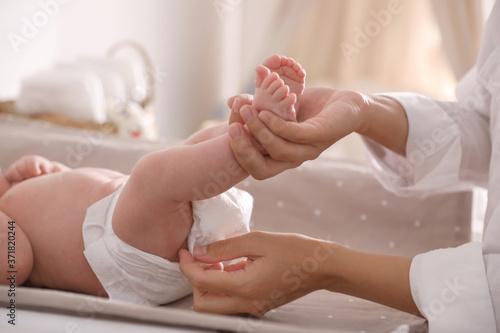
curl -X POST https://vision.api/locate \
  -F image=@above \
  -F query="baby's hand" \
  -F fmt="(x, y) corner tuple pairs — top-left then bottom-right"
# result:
(5, 155), (68, 184)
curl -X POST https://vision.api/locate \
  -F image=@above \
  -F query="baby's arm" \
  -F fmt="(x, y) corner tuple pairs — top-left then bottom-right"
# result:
(5, 155), (70, 184)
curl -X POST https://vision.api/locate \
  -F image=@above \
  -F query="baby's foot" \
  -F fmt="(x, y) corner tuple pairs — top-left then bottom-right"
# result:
(253, 66), (296, 121)
(262, 55), (306, 112)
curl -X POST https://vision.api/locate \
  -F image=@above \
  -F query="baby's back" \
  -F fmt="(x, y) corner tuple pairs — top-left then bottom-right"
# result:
(0, 168), (127, 295)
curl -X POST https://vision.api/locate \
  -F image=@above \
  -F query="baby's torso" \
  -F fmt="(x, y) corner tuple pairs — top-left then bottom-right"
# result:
(0, 168), (128, 294)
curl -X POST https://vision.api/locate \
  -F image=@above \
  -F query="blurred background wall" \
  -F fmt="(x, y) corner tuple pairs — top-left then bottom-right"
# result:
(0, 0), (495, 159)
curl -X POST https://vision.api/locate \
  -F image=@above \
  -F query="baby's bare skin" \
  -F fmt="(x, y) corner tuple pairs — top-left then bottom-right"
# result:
(0, 54), (306, 301)
(0, 153), (199, 297)
(0, 165), (128, 295)
(0, 133), (242, 298)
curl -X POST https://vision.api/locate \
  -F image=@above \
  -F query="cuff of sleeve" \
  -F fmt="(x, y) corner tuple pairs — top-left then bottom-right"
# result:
(410, 242), (496, 332)
(363, 92), (464, 197)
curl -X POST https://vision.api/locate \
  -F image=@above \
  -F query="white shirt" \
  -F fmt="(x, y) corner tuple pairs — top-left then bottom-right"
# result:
(364, 2), (500, 332)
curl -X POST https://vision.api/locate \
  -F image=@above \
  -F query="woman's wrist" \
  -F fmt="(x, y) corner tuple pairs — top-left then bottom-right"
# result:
(280, 236), (347, 297)
(317, 241), (422, 317)
(312, 240), (346, 292)
(316, 241), (349, 292)
(355, 94), (409, 156)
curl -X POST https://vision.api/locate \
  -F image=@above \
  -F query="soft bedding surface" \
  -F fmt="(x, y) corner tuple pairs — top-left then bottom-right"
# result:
(0, 115), (472, 332)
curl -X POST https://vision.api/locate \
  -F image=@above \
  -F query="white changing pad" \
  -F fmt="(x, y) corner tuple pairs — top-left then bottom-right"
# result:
(0, 286), (324, 333)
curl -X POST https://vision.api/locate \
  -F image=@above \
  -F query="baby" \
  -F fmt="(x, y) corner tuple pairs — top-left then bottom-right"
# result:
(0, 55), (306, 305)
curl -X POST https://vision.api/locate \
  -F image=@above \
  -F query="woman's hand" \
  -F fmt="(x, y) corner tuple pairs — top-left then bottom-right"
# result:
(227, 88), (408, 180)
(228, 88), (369, 179)
(180, 231), (422, 317)
(227, 93), (253, 126)
(179, 231), (338, 315)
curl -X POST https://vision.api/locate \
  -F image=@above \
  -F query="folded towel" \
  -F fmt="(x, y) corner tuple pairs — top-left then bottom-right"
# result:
(79, 57), (148, 105)
(16, 68), (107, 123)
(58, 61), (127, 104)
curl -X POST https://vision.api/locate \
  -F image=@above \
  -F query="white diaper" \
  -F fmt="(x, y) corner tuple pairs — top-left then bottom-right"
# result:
(82, 184), (253, 306)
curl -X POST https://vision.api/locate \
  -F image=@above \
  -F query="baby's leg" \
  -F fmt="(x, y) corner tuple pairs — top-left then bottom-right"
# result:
(262, 55), (306, 113)
(184, 123), (228, 145)
(112, 152), (194, 263)
(252, 67), (296, 121)
(113, 134), (248, 263)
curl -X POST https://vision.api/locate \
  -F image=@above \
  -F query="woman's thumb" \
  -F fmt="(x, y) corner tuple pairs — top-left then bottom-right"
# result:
(193, 232), (268, 263)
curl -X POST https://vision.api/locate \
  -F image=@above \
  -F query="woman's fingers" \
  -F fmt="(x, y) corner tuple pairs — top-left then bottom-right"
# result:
(179, 249), (243, 295)
(229, 123), (295, 179)
(192, 288), (247, 314)
(258, 110), (316, 144)
(193, 232), (271, 263)
(179, 250), (249, 314)
(227, 94), (253, 110)
(180, 233), (275, 293)
(240, 107), (291, 160)
(181, 232), (328, 316)
(229, 95), (255, 126)
(236, 107), (321, 164)
(224, 259), (247, 272)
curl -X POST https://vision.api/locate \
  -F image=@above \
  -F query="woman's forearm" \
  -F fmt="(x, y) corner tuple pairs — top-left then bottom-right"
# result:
(356, 94), (409, 156)
(319, 242), (422, 317)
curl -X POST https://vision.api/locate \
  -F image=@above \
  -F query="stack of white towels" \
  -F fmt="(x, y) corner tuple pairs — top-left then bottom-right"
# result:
(15, 57), (153, 136)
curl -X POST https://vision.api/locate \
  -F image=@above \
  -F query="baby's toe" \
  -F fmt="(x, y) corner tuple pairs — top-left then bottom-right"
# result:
(254, 65), (270, 88)
(261, 72), (280, 89)
(267, 77), (284, 94)
(262, 54), (283, 70)
(282, 94), (296, 110)
(292, 63), (306, 79)
(285, 57), (296, 68)
(273, 85), (290, 101)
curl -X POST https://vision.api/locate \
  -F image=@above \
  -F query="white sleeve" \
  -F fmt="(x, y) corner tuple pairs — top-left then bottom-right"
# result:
(363, 85), (490, 198)
(362, 73), (500, 333)
(363, 90), (498, 332)
(362, 3), (500, 331)
(410, 243), (496, 332)
(363, 91), (497, 332)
